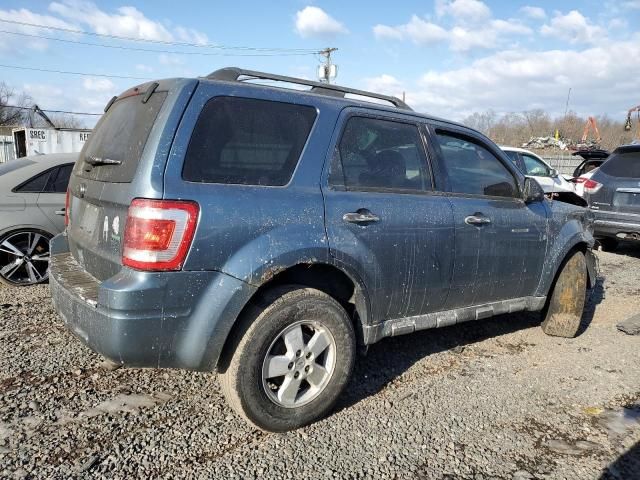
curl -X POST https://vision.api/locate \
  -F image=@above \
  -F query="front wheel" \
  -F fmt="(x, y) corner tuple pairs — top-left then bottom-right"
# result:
(541, 251), (587, 338)
(218, 286), (356, 432)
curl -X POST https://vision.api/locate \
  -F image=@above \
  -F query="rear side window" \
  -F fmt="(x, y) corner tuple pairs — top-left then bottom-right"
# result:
(75, 91), (167, 183)
(183, 97), (317, 186)
(44, 164), (73, 193)
(600, 152), (640, 178)
(14, 170), (51, 193)
(332, 116), (431, 192)
(436, 131), (517, 198)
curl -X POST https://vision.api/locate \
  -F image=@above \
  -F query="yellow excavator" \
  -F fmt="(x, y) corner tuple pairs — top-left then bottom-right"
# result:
(624, 104), (640, 138)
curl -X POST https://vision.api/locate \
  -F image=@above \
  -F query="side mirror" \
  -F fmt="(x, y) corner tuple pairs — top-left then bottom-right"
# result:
(549, 168), (559, 178)
(523, 177), (545, 203)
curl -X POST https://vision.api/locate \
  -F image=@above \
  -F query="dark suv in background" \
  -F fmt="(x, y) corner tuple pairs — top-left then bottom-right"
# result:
(586, 144), (640, 250)
(50, 68), (596, 432)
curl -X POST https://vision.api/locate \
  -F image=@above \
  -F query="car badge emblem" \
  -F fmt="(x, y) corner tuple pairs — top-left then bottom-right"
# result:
(78, 183), (87, 198)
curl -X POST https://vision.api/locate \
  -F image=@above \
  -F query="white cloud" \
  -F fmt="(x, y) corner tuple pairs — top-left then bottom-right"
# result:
(82, 77), (115, 92)
(436, 0), (492, 22)
(622, 0), (640, 8)
(294, 6), (348, 38)
(390, 37), (640, 119)
(48, 0), (208, 44)
(374, 15), (448, 45)
(540, 10), (605, 44)
(520, 6), (546, 20)
(363, 74), (404, 96)
(374, 15), (531, 52)
(0, 7), (77, 52)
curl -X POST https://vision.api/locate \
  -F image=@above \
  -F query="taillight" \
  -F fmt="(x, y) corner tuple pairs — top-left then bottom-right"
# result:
(122, 199), (199, 271)
(65, 188), (70, 227)
(573, 177), (602, 194)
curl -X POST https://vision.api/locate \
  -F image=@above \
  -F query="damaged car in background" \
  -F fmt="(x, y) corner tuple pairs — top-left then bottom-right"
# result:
(49, 67), (597, 432)
(584, 144), (640, 251)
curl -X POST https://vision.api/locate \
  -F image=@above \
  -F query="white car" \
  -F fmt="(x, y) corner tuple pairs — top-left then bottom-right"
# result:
(500, 146), (575, 194)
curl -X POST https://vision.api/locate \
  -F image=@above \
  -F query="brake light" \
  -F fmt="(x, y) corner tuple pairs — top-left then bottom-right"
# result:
(65, 188), (70, 227)
(123, 199), (199, 271)
(582, 179), (602, 194)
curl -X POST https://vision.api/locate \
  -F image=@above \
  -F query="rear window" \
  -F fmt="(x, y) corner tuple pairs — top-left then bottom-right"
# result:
(182, 97), (317, 186)
(75, 91), (167, 183)
(600, 152), (640, 178)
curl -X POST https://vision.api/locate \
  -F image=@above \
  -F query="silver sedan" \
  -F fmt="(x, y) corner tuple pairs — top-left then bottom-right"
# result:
(0, 153), (77, 286)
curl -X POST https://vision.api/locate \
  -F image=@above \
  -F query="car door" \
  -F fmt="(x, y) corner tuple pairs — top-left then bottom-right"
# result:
(428, 126), (548, 308)
(322, 111), (455, 323)
(36, 164), (73, 233)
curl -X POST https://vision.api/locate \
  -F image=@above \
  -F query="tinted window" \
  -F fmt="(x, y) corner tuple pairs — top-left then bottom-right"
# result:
(76, 91), (167, 183)
(600, 152), (640, 178)
(14, 170), (51, 193)
(183, 97), (316, 186)
(334, 116), (430, 191)
(522, 154), (551, 176)
(44, 164), (73, 193)
(436, 132), (517, 198)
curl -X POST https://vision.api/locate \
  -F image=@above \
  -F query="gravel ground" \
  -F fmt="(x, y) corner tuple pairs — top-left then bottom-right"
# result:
(1, 247), (639, 479)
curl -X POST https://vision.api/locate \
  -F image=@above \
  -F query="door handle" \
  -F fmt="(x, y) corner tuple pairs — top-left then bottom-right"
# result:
(54, 208), (66, 216)
(343, 210), (380, 224)
(465, 214), (491, 226)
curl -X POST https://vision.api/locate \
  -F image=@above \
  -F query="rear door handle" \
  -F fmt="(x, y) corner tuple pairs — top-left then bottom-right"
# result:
(465, 214), (491, 226)
(343, 210), (380, 224)
(54, 208), (66, 216)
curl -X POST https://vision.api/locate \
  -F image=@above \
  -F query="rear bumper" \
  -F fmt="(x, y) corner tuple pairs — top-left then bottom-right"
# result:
(592, 210), (640, 240)
(49, 234), (256, 371)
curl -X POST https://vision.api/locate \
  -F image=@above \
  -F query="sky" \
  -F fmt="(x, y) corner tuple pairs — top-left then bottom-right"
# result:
(0, 0), (639, 127)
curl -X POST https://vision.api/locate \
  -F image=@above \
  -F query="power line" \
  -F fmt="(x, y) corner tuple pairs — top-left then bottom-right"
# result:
(0, 63), (151, 80)
(1, 104), (102, 116)
(0, 29), (316, 57)
(0, 18), (319, 53)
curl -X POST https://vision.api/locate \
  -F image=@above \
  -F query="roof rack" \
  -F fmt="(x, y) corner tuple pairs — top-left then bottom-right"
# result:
(206, 67), (412, 111)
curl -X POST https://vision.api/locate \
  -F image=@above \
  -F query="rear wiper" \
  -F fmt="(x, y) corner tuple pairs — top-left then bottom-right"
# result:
(85, 156), (122, 166)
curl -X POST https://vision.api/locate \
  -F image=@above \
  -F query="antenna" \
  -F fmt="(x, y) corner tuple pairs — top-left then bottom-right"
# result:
(318, 47), (338, 84)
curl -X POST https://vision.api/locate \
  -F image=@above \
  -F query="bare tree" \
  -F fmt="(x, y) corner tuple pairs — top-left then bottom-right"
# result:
(0, 82), (33, 127)
(463, 109), (635, 151)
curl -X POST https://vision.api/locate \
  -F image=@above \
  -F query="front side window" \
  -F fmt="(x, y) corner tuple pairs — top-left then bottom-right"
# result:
(522, 154), (551, 177)
(334, 116), (431, 192)
(435, 131), (518, 198)
(183, 97), (317, 186)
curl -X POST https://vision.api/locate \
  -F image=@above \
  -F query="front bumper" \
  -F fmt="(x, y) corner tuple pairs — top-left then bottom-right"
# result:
(49, 234), (256, 371)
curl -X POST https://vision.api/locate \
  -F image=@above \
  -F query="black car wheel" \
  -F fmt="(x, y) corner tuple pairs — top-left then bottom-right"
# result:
(0, 230), (52, 287)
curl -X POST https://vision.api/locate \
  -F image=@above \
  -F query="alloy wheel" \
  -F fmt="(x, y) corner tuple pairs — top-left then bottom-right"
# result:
(261, 320), (337, 408)
(0, 231), (51, 286)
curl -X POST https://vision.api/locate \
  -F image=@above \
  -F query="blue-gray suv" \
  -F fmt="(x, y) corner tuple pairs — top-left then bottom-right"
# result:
(50, 68), (597, 431)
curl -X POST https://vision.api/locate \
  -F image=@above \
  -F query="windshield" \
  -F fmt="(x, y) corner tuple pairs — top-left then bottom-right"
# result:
(75, 91), (167, 182)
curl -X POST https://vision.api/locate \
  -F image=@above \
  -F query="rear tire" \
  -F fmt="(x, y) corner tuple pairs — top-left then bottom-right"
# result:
(541, 251), (587, 338)
(218, 286), (356, 432)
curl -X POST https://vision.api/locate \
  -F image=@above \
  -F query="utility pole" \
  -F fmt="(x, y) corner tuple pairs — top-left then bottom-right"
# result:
(318, 47), (338, 84)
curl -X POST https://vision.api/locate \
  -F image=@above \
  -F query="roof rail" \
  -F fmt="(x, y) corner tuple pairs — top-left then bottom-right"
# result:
(206, 67), (412, 111)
